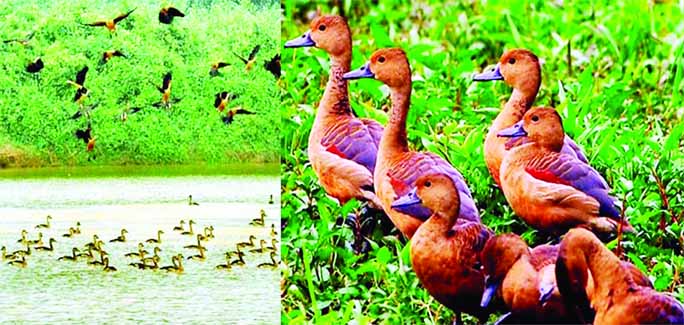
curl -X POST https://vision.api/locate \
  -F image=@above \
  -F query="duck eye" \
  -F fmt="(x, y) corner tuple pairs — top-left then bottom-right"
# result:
(508, 58), (516, 64)
(378, 56), (386, 63)
(531, 115), (539, 122)
(424, 181), (431, 187)
(318, 25), (326, 31)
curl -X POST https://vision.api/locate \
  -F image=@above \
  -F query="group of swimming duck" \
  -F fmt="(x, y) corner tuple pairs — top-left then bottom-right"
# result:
(4, 5), (279, 152)
(284, 15), (684, 324)
(1, 207), (278, 273)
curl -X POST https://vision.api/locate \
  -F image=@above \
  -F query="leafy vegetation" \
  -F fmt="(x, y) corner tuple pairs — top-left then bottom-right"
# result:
(0, 0), (279, 167)
(281, 0), (684, 323)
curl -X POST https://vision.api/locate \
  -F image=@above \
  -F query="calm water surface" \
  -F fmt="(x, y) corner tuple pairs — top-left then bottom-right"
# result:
(0, 168), (279, 324)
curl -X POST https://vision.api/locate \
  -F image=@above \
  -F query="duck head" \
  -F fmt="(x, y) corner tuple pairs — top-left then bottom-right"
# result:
(473, 49), (541, 94)
(497, 107), (565, 151)
(284, 15), (351, 57)
(343, 48), (411, 89)
(480, 233), (530, 308)
(391, 174), (460, 223)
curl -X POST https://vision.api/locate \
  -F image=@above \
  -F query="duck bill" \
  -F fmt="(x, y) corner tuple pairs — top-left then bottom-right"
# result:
(284, 31), (315, 48)
(480, 276), (499, 308)
(391, 188), (432, 221)
(343, 62), (374, 80)
(497, 122), (527, 138)
(473, 63), (503, 81)
(539, 283), (555, 305)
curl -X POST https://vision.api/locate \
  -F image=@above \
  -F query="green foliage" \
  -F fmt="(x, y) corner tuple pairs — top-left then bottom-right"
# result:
(0, 0), (279, 166)
(281, 0), (684, 323)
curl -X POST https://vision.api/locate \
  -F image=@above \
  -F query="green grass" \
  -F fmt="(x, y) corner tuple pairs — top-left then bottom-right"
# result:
(0, 0), (279, 167)
(281, 1), (684, 323)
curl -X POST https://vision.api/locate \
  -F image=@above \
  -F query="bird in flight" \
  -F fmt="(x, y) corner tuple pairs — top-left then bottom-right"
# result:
(67, 66), (90, 109)
(222, 107), (255, 125)
(83, 8), (136, 33)
(234, 45), (260, 71)
(214, 91), (238, 112)
(4, 31), (35, 47)
(159, 6), (185, 24)
(101, 50), (127, 64)
(263, 54), (280, 79)
(209, 61), (230, 77)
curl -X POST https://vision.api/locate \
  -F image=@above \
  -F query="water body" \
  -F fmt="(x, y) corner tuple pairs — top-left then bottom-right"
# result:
(0, 166), (280, 324)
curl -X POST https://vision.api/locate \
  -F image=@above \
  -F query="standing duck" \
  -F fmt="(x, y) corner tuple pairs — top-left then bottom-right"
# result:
(497, 107), (629, 236)
(479, 234), (575, 323)
(473, 49), (587, 186)
(556, 228), (684, 324)
(391, 173), (492, 322)
(343, 48), (480, 238)
(284, 15), (384, 212)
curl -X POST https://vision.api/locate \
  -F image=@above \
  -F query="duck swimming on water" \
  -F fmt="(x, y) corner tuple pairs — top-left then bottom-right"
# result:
(110, 229), (127, 243)
(237, 235), (256, 249)
(145, 230), (164, 244)
(58, 247), (79, 261)
(181, 220), (195, 236)
(257, 252), (278, 269)
(35, 238), (57, 252)
(35, 215), (51, 229)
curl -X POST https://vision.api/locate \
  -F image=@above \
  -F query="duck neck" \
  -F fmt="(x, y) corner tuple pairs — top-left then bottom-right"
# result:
(570, 237), (631, 306)
(317, 53), (352, 121)
(496, 87), (537, 130)
(379, 84), (412, 157)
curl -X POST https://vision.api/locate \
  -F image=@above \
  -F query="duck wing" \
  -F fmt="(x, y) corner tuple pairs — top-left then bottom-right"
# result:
(320, 118), (382, 174)
(524, 152), (619, 219)
(387, 151), (480, 222)
(562, 135), (589, 164)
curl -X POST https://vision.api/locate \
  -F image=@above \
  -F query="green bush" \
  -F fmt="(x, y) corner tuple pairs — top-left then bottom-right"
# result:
(281, 0), (684, 323)
(0, 0), (279, 166)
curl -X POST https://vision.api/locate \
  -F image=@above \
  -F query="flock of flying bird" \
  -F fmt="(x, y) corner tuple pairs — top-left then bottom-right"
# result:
(1, 196), (279, 272)
(284, 14), (684, 324)
(4, 5), (280, 152)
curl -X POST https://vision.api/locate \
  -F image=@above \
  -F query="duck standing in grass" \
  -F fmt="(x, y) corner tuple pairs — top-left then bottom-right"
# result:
(556, 228), (684, 324)
(497, 107), (630, 237)
(344, 48), (480, 238)
(284, 15), (384, 218)
(480, 234), (575, 323)
(473, 49), (587, 186)
(392, 173), (492, 323)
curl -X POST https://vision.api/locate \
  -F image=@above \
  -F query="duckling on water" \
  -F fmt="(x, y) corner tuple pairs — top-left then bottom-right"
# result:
(237, 235), (256, 248)
(35, 238), (56, 251)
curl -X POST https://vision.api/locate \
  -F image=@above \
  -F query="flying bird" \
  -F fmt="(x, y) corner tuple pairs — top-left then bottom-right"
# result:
(209, 62), (230, 77)
(71, 102), (99, 120)
(222, 107), (255, 125)
(4, 31), (35, 46)
(67, 66), (89, 107)
(263, 54), (280, 79)
(26, 57), (44, 73)
(151, 72), (180, 109)
(101, 50), (126, 64)
(75, 124), (92, 144)
(213, 91), (237, 112)
(83, 8), (136, 33)
(234, 45), (260, 71)
(120, 106), (143, 122)
(159, 6), (185, 24)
